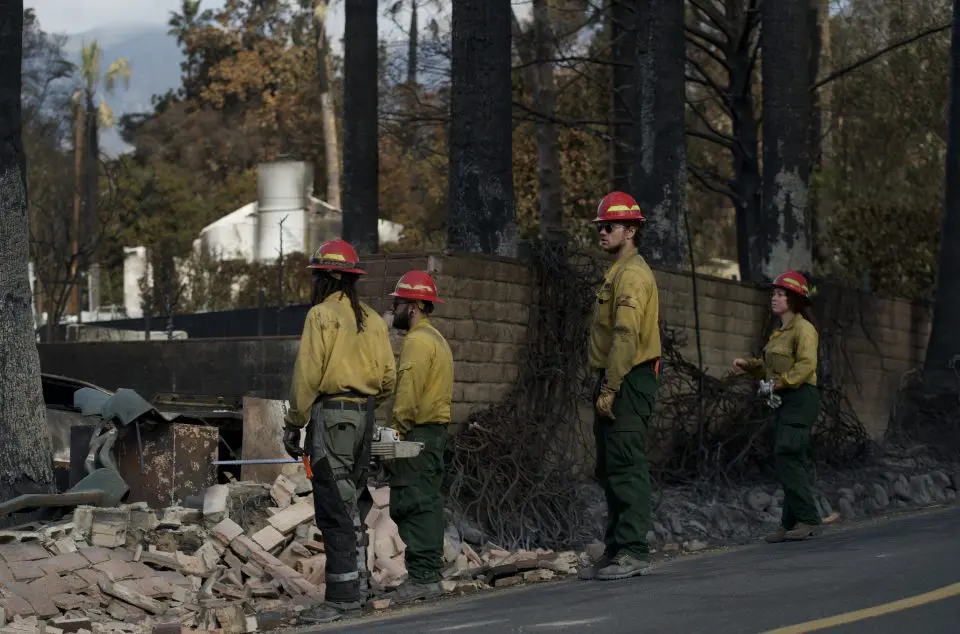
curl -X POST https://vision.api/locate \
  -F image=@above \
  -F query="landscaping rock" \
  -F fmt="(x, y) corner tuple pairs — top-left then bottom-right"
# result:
(744, 490), (772, 513)
(872, 483), (889, 508)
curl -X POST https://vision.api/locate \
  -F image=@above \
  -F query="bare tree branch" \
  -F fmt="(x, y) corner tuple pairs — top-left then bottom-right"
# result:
(685, 20), (727, 52)
(687, 55), (728, 101)
(812, 21), (952, 91)
(686, 128), (735, 151)
(686, 103), (736, 149)
(689, 164), (738, 201)
(685, 33), (729, 70)
(688, 0), (732, 39)
(513, 55), (631, 70)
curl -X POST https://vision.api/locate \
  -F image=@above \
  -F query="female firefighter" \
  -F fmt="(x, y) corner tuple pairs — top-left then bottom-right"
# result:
(732, 271), (821, 543)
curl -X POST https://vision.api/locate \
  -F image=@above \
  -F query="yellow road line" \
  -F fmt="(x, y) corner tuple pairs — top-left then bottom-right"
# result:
(760, 582), (960, 633)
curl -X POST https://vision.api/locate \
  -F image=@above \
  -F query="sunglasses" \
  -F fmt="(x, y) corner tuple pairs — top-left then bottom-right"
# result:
(596, 223), (621, 234)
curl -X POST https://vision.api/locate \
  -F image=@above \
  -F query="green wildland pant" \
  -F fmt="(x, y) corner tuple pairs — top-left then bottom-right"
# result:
(594, 361), (659, 558)
(774, 384), (821, 528)
(389, 424), (448, 584)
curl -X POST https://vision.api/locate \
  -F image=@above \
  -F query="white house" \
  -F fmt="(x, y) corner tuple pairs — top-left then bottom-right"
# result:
(123, 160), (405, 318)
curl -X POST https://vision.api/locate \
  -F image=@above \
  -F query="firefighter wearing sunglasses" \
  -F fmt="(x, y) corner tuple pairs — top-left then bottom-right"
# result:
(579, 191), (662, 582)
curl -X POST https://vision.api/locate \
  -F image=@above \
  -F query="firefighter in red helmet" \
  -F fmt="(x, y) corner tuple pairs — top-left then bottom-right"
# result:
(733, 270), (822, 543)
(383, 271), (454, 603)
(580, 191), (662, 581)
(284, 239), (396, 624)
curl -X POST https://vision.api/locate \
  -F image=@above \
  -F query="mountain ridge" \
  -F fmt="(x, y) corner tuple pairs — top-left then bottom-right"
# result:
(64, 23), (184, 156)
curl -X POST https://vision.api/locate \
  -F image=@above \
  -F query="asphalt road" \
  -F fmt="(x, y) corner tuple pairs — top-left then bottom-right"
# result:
(309, 505), (960, 634)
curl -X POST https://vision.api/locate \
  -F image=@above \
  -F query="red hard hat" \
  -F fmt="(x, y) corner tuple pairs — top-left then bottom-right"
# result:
(594, 191), (646, 223)
(773, 270), (811, 299)
(307, 239), (366, 275)
(389, 270), (445, 304)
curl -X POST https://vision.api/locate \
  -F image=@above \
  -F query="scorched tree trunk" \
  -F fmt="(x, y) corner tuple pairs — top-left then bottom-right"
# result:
(610, 0), (636, 193)
(759, 0), (814, 279)
(0, 1), (56, 507)
(448, 0), (517, 257)
(635, 0), (686, 269)
(341, 0), (378, 254)
(922, 0), (960, 395)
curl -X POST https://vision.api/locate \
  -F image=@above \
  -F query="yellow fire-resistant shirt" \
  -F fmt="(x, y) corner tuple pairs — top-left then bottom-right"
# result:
(286, 293), (397, 428)
(391, 318), (454, 433)
(743, 314), (818, 388)
(588, 245), (662, 392)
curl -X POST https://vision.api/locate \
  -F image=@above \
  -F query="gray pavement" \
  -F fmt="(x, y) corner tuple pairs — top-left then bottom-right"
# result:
(308, 505), (960, 633)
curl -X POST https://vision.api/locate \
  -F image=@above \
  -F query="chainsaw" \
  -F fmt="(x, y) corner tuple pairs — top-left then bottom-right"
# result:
(213, 425), (424, 469)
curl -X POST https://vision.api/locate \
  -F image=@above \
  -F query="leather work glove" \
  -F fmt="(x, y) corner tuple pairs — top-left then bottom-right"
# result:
(596, 385), (617, 420)
(283, 425), (304, 459)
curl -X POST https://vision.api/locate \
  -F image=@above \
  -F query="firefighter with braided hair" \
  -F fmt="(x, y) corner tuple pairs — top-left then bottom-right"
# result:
(733, 270), (821, 543)
(579, 191), (662, 582)
(282, 239), (396, 624)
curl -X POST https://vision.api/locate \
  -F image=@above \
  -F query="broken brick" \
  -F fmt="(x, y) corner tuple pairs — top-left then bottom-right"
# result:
(51, 593), (99, 613)
(9, 561), (46, 582)
(48, 616), (93, 634)
(270, 475), (297, 509)
(0, 593), (35, 618)
(49, 538), (78, 555)
(251, 527), (285, 553)
(77, 547), (113, 566)
(99, 580), (165, 615)
(203, 486), (230, 522)
(128, 509), (159, 532)
(137, 550), (180, 572)
(74, 568), (108, 588)
(214, 603), (247, 633)
(209, 520), (243, 548)
(3, 581), (59, 618)
(92, 559), (155, 582)
(152, 570), (192, 588)
(494, 575), (522, 587)
(106, 598), (147, 620)
(0, 544), (50, 564)
(266, 504), (314, 535)
(39, 552), (89, 575)
(30, 573), (74, 595)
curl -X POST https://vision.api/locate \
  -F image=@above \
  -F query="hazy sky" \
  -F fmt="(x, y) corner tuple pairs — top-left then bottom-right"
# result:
(22, 1), (531, 51)
(23, 1), (421, 52)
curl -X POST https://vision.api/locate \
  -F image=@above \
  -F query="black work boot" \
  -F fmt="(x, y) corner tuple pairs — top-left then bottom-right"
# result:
(596, 552), (653, 581)
(297, 600), (361, 625)
(578, 552), (613, 581)
(388, 579), (444, 604)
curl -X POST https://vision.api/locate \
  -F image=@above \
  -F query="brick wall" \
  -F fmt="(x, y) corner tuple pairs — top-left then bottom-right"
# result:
(38, 251), (930, 438)
(38, 253), (532, 430)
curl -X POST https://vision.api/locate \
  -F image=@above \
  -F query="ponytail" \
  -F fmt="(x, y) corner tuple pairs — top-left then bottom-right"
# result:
(786, 292), (819, 333)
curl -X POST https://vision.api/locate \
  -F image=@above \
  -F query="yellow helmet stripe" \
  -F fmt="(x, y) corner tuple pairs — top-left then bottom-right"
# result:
(397, 283), (434, 292)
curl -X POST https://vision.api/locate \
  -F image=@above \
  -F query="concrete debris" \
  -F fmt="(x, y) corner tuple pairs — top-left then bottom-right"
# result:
(1, 476), (577, 633)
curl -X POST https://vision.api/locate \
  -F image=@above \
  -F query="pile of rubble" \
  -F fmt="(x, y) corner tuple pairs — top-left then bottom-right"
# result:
(0, 476), (580, 634)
